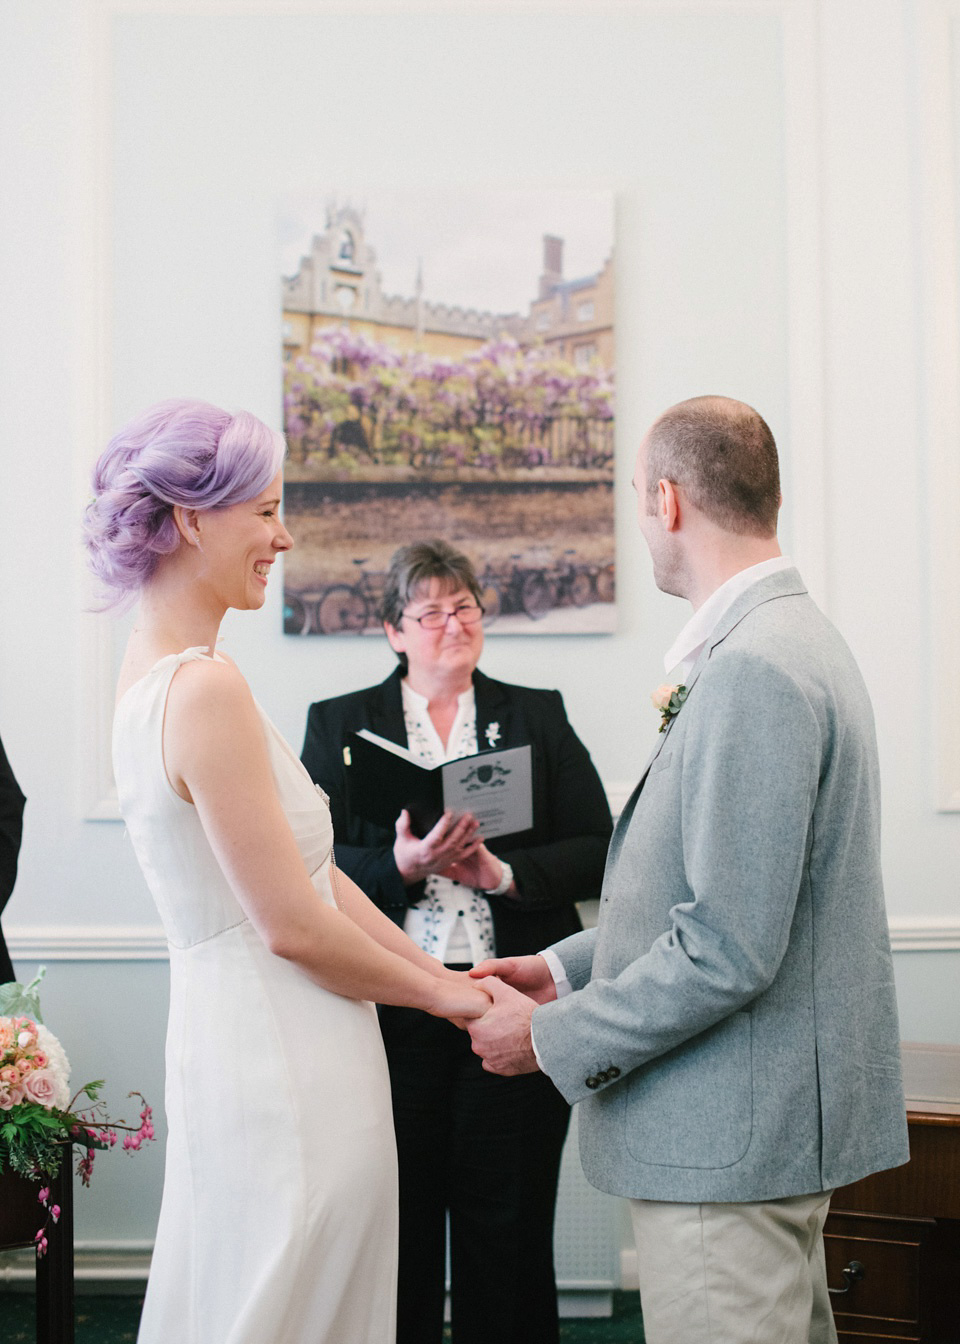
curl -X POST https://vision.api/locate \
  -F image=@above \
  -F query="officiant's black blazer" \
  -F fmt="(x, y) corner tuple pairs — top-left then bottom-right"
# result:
(301, 667), (613, 957)
(0, 734), (25, 985)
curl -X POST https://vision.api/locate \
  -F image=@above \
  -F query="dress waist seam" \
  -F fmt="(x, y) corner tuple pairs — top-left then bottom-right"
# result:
(168, 916), (250, 950)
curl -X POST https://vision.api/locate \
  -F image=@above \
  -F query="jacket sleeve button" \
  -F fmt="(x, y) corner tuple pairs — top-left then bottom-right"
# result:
(585, 1076), (600, 1090)
(607, 1066), (621, 1079)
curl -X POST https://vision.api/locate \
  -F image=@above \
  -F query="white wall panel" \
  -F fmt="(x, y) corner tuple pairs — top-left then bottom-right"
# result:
(2, 0), (959, 1281)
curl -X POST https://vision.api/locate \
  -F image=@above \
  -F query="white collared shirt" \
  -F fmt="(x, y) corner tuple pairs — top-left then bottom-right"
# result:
(399, 680), (496, 966)
(663, 555), (794, 682)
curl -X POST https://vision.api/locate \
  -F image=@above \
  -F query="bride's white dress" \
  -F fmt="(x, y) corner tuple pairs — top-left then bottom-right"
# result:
(113, 648), (398, 1344)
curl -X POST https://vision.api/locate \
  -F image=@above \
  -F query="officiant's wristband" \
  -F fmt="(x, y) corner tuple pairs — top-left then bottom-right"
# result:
(483, 860), (514, 896)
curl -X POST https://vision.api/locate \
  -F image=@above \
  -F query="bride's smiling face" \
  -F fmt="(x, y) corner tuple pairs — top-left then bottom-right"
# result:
(188, 472), (293, 611)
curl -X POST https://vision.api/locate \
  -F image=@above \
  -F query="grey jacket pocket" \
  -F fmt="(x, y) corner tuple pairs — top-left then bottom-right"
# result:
(624, 1011), (753, 1169)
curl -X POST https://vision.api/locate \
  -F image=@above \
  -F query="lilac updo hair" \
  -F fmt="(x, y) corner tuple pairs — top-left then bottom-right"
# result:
(84, 398), (286, 609)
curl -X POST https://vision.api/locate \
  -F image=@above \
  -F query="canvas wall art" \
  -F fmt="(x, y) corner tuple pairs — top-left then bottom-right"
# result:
(280, 188), (615, 635)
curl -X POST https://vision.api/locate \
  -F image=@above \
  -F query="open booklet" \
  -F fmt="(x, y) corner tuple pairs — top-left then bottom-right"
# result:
(344, 730), (533, 840)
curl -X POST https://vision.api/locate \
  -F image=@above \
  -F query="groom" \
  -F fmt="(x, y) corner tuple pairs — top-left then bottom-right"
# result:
(469, 397), (909, 1344)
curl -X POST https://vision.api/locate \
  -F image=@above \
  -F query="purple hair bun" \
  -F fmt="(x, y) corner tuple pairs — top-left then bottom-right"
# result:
(84, 399), (285, 609)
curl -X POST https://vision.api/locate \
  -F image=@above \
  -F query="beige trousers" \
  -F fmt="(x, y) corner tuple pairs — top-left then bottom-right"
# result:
(628, 1190), (839, 1344)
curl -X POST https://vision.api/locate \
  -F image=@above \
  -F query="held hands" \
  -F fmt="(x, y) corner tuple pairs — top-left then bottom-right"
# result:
(394, 808), (480, 885)
(429, 967), (493, 1024)
(470, 954), (557, 1005)
(465, 956), (555, 1074)
(465, 977), (539, 1075)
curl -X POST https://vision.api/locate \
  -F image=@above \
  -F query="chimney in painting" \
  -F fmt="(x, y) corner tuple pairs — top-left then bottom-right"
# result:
(539, 234), (564, 299)
(414, 258), (424, 345)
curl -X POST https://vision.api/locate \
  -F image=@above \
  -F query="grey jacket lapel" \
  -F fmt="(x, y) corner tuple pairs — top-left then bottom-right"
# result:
(614, 567), (808, 847)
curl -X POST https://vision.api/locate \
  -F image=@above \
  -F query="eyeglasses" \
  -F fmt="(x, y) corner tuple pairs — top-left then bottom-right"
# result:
(401, 603), (485, 630)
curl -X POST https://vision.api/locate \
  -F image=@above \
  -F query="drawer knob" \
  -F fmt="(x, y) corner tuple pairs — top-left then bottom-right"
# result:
(828, 1260), (866, 1296)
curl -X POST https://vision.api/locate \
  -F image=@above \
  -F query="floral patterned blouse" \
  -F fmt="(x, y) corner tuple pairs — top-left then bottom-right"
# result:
(399, 681), (495, 965)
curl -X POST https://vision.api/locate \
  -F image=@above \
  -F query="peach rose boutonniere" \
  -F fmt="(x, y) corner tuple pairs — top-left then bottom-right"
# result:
(651, 683), (688, 733)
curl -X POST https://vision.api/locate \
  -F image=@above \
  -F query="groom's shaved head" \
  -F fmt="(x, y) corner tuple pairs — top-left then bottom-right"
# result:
(645, 396), (781, 537)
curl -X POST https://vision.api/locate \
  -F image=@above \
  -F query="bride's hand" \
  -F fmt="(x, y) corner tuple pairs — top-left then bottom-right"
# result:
(428, 970), (492, 1025)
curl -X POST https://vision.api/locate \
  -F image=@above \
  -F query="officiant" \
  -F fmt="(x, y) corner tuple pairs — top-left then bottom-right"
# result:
(301, 538), (612, 1344)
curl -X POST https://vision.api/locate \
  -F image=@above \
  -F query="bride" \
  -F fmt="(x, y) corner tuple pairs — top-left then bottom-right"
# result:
(84, 399), (491, 1344)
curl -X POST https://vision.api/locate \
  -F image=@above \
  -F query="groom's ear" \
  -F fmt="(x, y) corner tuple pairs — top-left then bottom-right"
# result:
(659, 478), (682, 532)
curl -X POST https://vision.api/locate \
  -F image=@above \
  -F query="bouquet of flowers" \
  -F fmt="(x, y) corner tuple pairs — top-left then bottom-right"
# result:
(0, 969), (154, 1255)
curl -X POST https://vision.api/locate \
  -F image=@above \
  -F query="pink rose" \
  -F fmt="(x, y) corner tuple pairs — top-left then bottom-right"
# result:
(0, 1064), (21, 1086)
(650, 683), (679, 712)
(0, 1084), (24, 1108)
(22, 1068), (58, 1108)
(0, 1020), (14, 1052)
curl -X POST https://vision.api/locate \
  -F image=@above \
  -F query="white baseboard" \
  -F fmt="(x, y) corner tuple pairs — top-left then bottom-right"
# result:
(0, 1242), (154, 1291)
(0, 1244), (614, 1315)
(620, 1247), (640, 1291)
(560, 1290), (615, 1318)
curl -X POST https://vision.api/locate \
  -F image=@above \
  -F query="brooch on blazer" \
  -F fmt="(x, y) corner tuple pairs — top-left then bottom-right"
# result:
(651, 683), (688, 733)
(484, 722), (501, 747)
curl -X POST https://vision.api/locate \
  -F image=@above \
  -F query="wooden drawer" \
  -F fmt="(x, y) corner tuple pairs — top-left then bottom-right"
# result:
(824, 1211), (933, 1341)
(824, 1047), (960, 1344)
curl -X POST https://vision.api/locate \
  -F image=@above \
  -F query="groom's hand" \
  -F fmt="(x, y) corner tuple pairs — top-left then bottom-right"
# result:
(467, 976), (539, 1075)
(470, 954), (557, 1004)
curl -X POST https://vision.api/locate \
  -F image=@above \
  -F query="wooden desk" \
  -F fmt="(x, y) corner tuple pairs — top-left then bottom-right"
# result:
(825, 1043), (960, 1343)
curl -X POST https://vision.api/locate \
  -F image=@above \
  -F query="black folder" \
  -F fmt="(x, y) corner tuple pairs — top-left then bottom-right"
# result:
(344, 730), (533, 839)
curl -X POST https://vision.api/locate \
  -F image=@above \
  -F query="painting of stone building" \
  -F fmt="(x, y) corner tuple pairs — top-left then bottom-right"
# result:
(280, 190), (615, 635)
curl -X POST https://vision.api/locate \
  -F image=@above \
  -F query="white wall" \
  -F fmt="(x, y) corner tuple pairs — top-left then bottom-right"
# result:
(1, 0), (959, 1274)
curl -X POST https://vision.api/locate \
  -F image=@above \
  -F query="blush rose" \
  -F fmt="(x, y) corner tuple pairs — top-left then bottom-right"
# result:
(22, 1069), (59, 1108)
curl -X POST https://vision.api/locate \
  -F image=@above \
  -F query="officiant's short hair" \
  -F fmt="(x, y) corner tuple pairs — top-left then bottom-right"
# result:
(645, 396), (781, 537)
(380, 539), (484, 632)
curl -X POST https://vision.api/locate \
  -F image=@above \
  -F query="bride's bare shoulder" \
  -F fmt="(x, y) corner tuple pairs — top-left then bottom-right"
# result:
(162, 658), (263, 799)
(115, 645), (243, 706)
(168, 653), (251, 712)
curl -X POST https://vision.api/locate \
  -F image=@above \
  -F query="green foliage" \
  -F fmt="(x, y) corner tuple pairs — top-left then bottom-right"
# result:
(0, 1103), (66, 1178)
(0, 966), (46, 1022)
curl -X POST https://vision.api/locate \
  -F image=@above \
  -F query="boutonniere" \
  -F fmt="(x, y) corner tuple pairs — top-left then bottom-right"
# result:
(484, 722), (501, 747)
(651, 683), (688, 733)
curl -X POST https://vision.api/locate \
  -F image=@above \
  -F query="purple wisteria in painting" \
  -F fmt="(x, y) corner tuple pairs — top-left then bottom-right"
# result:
(285, 329), (613, 474)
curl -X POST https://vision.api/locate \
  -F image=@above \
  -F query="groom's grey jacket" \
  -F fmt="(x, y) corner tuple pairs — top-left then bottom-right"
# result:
(533, 569), (909, 1202)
